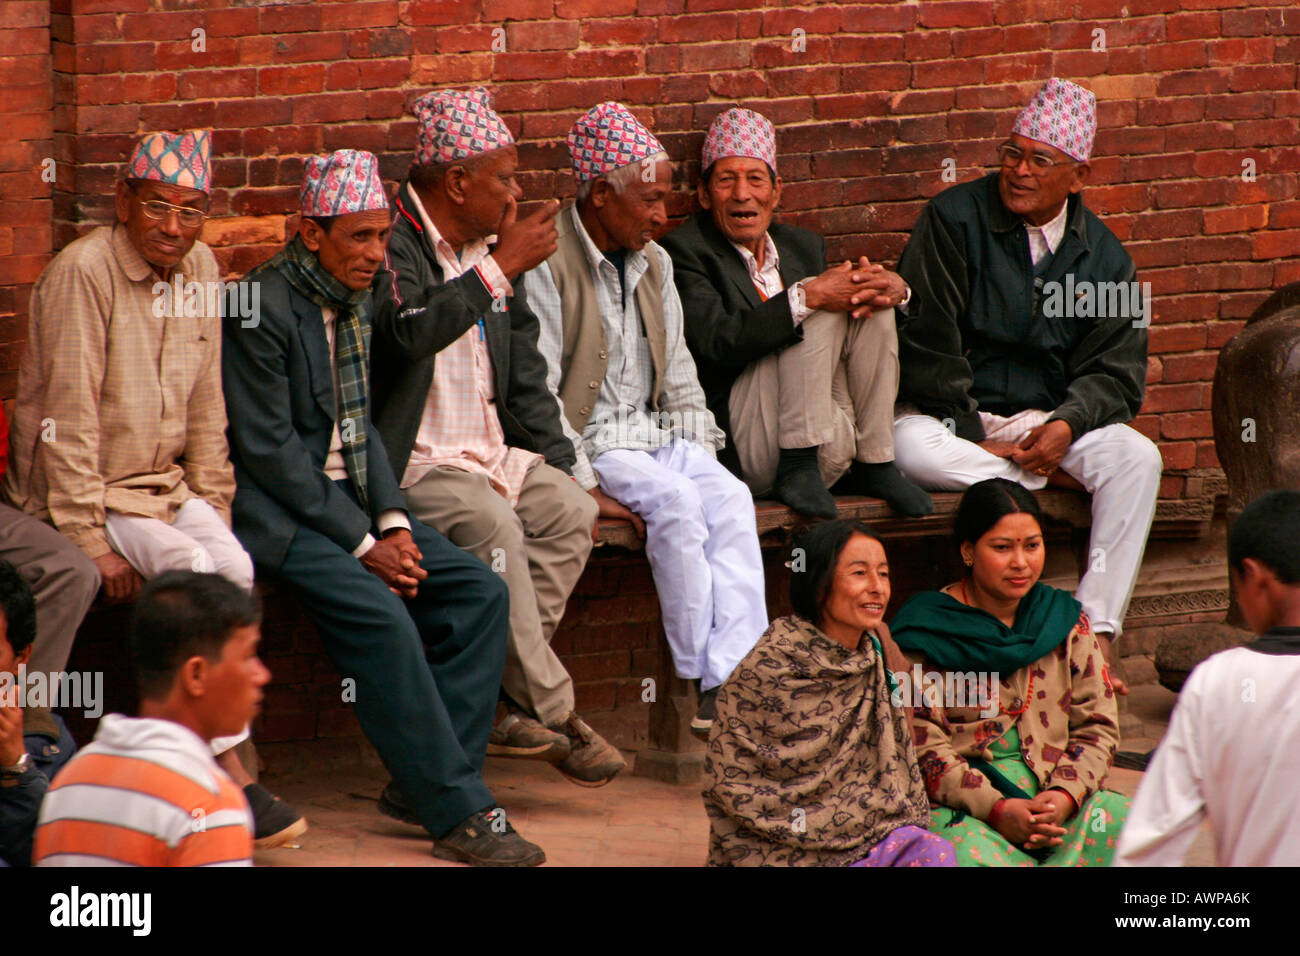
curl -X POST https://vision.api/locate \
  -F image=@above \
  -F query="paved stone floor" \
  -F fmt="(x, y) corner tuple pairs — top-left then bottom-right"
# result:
(253, 681), (1216, 867)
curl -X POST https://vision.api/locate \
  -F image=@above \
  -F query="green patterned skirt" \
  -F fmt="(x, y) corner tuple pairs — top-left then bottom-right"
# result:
(930, 726), (1129, 867)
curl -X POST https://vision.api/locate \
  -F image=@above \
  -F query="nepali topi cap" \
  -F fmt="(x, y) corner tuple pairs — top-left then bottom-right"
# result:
(412, 87), (515, 166)
(300, 149), (389, 217)
(702, 107), (777, 174)
(1011, 78), (1097, 163)
(124, 129), (212, 193)
(567, 102), (665, 183)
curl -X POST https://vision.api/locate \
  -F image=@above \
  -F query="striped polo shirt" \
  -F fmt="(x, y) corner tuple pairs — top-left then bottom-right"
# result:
(34, 714), (253, 867)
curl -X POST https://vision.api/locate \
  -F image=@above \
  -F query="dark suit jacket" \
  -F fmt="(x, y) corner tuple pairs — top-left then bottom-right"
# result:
(222, 261), (408, 570)
(659, 209), (827, 476)
(369, 180), (575, 484)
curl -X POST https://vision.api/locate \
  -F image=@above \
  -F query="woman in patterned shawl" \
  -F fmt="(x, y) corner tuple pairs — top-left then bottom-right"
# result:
(702, 519), (955, 866)
(891, 478), (1130, 866)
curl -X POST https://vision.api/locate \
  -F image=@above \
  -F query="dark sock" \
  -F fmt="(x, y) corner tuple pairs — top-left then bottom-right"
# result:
(772, 447), (838, 519)
(839, 460), (933, 517)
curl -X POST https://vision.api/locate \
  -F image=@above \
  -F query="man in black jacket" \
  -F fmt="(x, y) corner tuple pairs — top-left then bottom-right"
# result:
(660, 108), (931, 519)
(371, 88), (622, 787)
(894, 79), (1161, 688)
(223, 149), (545, 866)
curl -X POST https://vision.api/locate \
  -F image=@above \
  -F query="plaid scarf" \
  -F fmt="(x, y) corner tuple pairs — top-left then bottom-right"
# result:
(269, 236), (373, 511)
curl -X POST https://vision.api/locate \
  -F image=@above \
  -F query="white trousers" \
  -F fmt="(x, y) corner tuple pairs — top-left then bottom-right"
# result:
(106, 497), (256, 755)
(592, 441), (768, 690)
(893, 411), (1162, 639)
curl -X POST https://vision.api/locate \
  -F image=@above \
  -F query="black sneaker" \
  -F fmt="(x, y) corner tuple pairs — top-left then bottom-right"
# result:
(243, 782), (308, 849)
(690, 686), (719, 739)
(433, 808), (546, 867)
(377, 782), (421, 827)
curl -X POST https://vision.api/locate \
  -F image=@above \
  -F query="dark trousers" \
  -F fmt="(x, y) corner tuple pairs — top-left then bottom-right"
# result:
(276, 484), (509, 837)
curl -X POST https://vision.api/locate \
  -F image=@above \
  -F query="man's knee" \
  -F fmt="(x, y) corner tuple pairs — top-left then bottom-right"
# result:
(217, 547), (256, 593)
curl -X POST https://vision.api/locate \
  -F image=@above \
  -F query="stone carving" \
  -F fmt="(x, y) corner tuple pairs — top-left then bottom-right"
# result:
(1211, 282), (1300, 625)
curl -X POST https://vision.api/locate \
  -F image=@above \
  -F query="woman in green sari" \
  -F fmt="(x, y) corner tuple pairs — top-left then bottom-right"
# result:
(890, 478), (1130, 866)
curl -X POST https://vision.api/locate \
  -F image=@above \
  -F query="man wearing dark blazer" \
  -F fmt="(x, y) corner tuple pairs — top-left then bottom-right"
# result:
(370, 88), (622, 788)
(222, 149), (545, 866)
(660, 108), (932, 518)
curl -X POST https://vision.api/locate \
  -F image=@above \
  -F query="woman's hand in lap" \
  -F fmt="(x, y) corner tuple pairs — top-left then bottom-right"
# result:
(990, 798), (1067, 849)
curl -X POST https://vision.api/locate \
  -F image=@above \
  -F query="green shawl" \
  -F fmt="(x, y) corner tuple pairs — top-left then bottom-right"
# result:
(889, 582), (1081, 674)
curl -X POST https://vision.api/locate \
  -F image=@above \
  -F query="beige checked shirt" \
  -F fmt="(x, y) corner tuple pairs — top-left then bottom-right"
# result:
(3, 225), (235, 560)
(401, 190), (540, 504)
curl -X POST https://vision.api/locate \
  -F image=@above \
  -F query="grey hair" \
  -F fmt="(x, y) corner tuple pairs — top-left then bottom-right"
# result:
(576, 150), (669, 203)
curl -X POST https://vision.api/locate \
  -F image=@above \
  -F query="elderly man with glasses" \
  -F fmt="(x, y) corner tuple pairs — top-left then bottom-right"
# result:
(892, 79), (1161, 691)
(3, 130), (306, 846)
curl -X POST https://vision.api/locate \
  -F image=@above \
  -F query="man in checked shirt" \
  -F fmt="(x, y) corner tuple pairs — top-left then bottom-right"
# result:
(526, 102), (769, 738)
(372, 88), (624, 788)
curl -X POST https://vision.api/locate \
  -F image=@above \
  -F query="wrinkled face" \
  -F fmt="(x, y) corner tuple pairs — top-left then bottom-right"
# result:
(200, 624), (269, 739)
(699, 156), (781, 250)
(115, 179), (209, 273)
(594, 157), (672, 252)
(964, 513), (1046, 604)
(458, 146), (523, 239)
(996, 133), (1089, 227)
(301, 208), (392, 291)
(821, 534), (891, 637)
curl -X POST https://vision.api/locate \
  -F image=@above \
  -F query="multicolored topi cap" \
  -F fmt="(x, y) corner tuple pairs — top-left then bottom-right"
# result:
(702, 107), (777, 174)
(124, 129), (212, 193)
(567, 102), (665, 183)
(1011, 78), (1097, 163)
(412, 87), (515, 166)
(300, 149), (389, 217)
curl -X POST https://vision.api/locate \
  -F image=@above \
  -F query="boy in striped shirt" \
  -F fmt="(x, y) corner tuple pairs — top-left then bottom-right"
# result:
(34, 572), (266, 866)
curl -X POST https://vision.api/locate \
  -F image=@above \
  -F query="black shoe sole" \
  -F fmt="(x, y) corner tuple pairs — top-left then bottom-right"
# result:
(432, 842), (547, 867)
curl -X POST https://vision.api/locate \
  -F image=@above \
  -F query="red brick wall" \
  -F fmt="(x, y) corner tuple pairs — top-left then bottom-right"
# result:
(0, 1), (54, 398)
(5, 0), (1300, 486)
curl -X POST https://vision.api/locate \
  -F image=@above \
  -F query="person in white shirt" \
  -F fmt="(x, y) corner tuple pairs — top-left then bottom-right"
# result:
(526, 102), (768, 737)
(1115, 490), (1300, 866)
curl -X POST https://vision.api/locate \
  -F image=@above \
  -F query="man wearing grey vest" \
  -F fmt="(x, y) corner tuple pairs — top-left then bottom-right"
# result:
(526, 103), (768, 737)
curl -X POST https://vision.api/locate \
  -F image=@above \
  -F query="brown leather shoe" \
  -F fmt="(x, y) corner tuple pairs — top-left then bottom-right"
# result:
(487, 710), (571, 761)
(549, 712), (625, 788)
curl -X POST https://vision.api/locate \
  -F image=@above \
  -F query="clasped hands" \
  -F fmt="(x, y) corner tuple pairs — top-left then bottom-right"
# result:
(990, 790), (1075, 852)
(802, 256), (907, 319)
(360, 528), (427, 599)
(981, 419), (1074, 479)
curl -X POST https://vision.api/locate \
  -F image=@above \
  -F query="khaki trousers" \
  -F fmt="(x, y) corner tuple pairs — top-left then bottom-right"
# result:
(404, 460), (598, 726)
(728, 307), (900, 495)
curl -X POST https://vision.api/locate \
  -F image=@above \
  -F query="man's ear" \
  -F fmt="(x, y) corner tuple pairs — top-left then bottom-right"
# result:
(445, 164), (470, 206)
(696, 179), (712, 210)
(178, 656), (209, 699)
(1239, 557), (1274, 592)
(590, 177), (612, 210)
(299, 217), (323, 252)
(1070, 162), (1091, 194)
(14, 645), (32, 669)
(115, 181), (133, 225)
(771, 174), (783, 210)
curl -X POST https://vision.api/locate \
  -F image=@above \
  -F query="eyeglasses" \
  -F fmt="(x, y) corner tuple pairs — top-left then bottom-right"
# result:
(997, 144), (1074, 174)
(139, 199), (207, 228)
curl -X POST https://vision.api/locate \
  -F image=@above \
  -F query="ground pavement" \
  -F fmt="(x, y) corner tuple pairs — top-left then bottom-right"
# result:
(253, 682), (1216, 867)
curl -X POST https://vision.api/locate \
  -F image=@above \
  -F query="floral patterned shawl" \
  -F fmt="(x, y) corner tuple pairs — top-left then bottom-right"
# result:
(702, 615), (932, 866)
